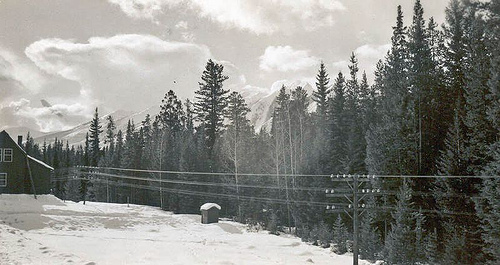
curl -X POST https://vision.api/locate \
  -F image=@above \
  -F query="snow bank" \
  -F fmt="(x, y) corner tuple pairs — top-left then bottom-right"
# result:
(0, 194), (373, 264)
(200, 202), (221, 211)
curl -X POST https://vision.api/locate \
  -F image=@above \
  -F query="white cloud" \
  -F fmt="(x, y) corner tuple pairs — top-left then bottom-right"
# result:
(108, 0), (183, 21)
(354, 44), (390, 60)
(0, 98), (89, 132)
(108, 0), (346, 34)
(25, 34), (212, 112)
(0, 47), (47, 93)
(259, 46), (319, 72)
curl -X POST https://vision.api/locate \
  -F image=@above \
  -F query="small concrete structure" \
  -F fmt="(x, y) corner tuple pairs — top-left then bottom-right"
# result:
(200, 203), (221, 224)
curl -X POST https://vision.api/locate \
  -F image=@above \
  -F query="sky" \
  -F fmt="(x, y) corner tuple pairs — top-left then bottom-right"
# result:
(0, 0), (449, 133)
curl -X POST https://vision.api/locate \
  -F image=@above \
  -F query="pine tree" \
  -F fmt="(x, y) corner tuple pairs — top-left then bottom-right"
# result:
(159, 90), (185, 134)
(80, 133), (91, 205)
(113, 130), (123, 167)
(328, 72), (347, 174)
(312, 62), (331, 129)
(444, 0), (468, 121)
(425, 227), (440, 265)
(366, 5), (413, 177)
(332, 214), (349, 255)
(476, 141), (500, 264)
(385, 180), (415, 265)
(122, 120), (136, 169)
(222, 91), (252, 220)
(194, 59), (230, 155)
(359, 211), (381, 261)
(442, 224), (468, 264)
(89, 108), (103, 167)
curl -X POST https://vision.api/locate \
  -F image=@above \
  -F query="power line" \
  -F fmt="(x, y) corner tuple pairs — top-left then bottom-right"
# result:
(72, 166), (331, 178)
(52, 176), (331, 207)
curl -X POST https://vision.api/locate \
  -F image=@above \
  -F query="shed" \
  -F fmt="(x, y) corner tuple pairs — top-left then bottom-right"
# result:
(200, 203), (221, 224)
(0, 130), (53, 195)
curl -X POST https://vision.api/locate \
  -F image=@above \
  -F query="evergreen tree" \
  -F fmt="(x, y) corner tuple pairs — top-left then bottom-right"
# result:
(80, 133), (91, 205)
(425, 227), (440, 265)
(385, 180), (415, 265)
(159, 90), (185, 133)
(312, 62), (331, 128)
(343, 53), (366, 174)
(194, 59), (230, 155)
(359, 211), (381, 261)
(332, 214), (349, 255)
(328, 72), (347, 174)
(89, 108), (103, 167)
(366, 5), (413, 177)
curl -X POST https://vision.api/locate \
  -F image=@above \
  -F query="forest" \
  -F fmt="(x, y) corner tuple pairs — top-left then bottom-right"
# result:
(20, 0), (500, 264)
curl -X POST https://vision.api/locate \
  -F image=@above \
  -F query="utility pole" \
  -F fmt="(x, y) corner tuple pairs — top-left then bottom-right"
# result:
(352, 175), (359, 265)
(326, 174), (379, 265)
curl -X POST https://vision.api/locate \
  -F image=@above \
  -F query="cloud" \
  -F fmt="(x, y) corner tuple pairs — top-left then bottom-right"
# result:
(108, 0), (346, 34)
(328, 44), (390, 81)
(25, 34), (212, 112)
(354, 44), (390, 60)
(108, 0), (183, 22)
(0, 98), (89, 132)
(0, 47), (47, 94)
(259, 46), (319, 72)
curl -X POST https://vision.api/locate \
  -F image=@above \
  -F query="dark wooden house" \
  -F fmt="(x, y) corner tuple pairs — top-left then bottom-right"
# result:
(0, 130), (53, 195)
(200, 203), (221, 224)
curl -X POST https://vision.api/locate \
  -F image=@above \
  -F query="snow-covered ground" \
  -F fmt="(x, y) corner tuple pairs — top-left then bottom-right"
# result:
(0, 194), (373, 265)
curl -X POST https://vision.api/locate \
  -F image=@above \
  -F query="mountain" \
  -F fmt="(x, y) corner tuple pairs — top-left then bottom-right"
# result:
(2, 126), (45, 140)
(29, 80), (316, 146)
(241, 80), (315, 132)
(32, 106), (159, 146)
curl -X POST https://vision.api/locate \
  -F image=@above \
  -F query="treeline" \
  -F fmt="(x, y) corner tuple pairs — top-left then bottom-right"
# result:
(23, 0), (500, 263)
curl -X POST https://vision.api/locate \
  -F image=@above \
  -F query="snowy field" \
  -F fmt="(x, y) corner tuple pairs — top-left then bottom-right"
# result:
(0, 195), (373, 265)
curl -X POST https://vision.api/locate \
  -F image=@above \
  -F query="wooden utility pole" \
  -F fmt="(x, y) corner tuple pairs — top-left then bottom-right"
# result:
(326, 174), (378, 265)
(352, 175), (359, 265)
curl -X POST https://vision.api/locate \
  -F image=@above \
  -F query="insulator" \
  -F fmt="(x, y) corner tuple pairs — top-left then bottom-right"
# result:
(343, 174), (346, 178)
(332, 205), (335, 209)
(331, 189), (334, 193)
(325, 189), (329, 193)
(348, 204), (352, 208)
(326, 206), (330, 210)
(377, 189), (381, 193)
(330, 174), (334, 179)
(362, 204), (366, 208)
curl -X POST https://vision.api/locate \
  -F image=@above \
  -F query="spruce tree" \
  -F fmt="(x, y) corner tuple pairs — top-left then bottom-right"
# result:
(194, 59), (230, 155)
(312, 62), (331, 129)
(328, 72), (347, 174)
(359, 211), (381, 261)
(332, 214), (349, 255)
(88, 108), (103, 167)
(80, 133), (91, 205)
(159, 90), (185, 134)
(385, 180), (415, 265)
(425, 227), (440, 265)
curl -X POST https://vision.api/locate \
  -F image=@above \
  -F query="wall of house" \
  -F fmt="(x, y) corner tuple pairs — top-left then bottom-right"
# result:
(0, 133), (30, 194)
(29, 159), (52, 194)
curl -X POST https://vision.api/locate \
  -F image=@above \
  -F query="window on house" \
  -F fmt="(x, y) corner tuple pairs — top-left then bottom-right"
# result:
(0, 173), (6, 187)
(0, 149), (2, 162)
(3, 149), (13, 162)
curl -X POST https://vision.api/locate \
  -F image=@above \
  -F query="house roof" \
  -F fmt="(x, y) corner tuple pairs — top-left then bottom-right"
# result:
(28, 155), (54, 170)
(1, 130), (54, 171)
(200, 203), (221, 211)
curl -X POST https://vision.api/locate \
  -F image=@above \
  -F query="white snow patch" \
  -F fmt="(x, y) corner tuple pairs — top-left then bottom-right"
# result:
(0, 194), (374, 264)
(200, 202), (221, 211)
